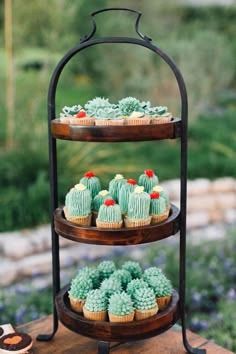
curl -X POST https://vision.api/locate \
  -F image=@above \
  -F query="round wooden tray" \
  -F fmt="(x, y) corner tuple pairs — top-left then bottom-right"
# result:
(51, 118), (181, 142)
(56, 284), (179, 342)
(54, 204), (180, 246)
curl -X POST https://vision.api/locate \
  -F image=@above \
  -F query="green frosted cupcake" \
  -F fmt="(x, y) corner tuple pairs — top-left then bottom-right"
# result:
(68, 274), (93, 313)
(133, 287), (159, 320)
(83, 289), (108, 321)
(118, 179), (137, 214)
(108, 292), (134, 322)
(96, 199), (123, 229)
(97, 261), (116, 281)
(124, 186), (151, 228)
(153, 185), (170, 212)
(149, 191), (169, 224)
(100, 277), (122, 298)
(122, 261), (142, 279)
(92, 190), (112, 226)
(110, 269), (132, 290)
(78, 266), (100, 289)
(64, 183), (92, 226)
(138, 169), (159, 193)
(79, 171), (101, 199)
(126, 279), (149, 299)
(146, 274), (173, 310)
(109, 174), (127, 202)
(143, 267), (163, 282)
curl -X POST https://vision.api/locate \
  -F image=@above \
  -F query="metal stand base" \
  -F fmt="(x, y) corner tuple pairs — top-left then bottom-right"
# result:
(98, 341), (110, 354)
(36, 310), (58, 341)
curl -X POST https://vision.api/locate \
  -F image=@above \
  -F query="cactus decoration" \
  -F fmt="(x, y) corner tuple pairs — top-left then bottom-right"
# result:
(77, 266), (100, 289)
(118, 179), (137, 213)
(84, 289), (108, 312)
(143, 267), (163, 282)
(66, 184), (91, 217)
(94, 107), (122, 120)
(153, 185), (170, 209)
(60, 104), (83, 117)
(79, 171), (101, 199)
(92, 190), (112, 212)
(97, 260), (116, 281)
(109, 174), (127, 202)
(138, 169), (159, 193)
(127, 186), (150, 220)
(146, 274), (173, 297)
(84, 97), (112, 117)
(97, 199), (122, 223)
(149, 192), (166, 214)
(133, 287), (157, 311)
(126, 279), (149, 299)
(110, 269), (132, 290)
(108, 292), (134, 316)
(145, 106), (168, 117)
(122, 261), (142, 279)
(68, 275), (93, 300)
(100, 277), (122, 298)
(118, 97), (143, 116)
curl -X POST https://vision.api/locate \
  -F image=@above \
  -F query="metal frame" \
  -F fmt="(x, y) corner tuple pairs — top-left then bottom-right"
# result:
(37, 7), (206, 354)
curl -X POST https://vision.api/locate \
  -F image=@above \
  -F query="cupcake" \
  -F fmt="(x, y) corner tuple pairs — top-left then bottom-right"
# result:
(118, 179), (137, 214)
(146, 274), (173, 311)
(79, 171), (101, 199)
(96, 199), (123, 229)
(100, 277), (122, 298)
(138, 169), (159, 193)
(97, 261), (116, 282)
(110, 269), (132, 290)
(118, 96), (143, 121)
(92, 190), (112, 225)
(149, 191), (169, 224)
(143, 267), (163, 283)
(126, 279), (149, 299)
(124, 186), (151, 228)
(94, 107), (124, 126)
(122, 261), (142, 279)
(109, 174), (127, 202)
(64, 183), (92, 226)
(68, 274), (93, 313)
(0, 333), (33, 354)
(59, 104), (95, 125)
(108, 292), (134, 322)
(77, 266), (100, 289)
(149, 106), (172, 124)
(83, 289), (108, 321)
(133, 287), (159, 320)
(125, 111), (150, 126)
(153, 185), (171, 212)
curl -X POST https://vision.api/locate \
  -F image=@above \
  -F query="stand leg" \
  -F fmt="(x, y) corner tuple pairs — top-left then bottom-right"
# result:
(98, 341), (110, 354)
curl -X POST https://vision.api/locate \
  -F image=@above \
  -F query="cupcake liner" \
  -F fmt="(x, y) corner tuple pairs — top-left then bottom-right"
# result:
(125, 117), (150, 126)
(124, 216), (151, 228)
(95, 119), (124, 126)
(96, 219), (123, 229)
(108, 311), (135, 323)
(92, 211), (98, 226)
(135, 305), (159, 320)
(63, 207), (92, 226)
(69, 296), (86, 313)
(167, 205), (171, 213)
(150, 210), (169, 224)
(69, 117), (95, 125)
(150, 116), (172, 124)
(60, 117), (71, 124)
(83, 307), (107, 321)
(156, 295), (172, 311)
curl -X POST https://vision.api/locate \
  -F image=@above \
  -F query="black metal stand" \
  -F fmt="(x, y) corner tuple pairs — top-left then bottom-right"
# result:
(37, 7), (206, 354)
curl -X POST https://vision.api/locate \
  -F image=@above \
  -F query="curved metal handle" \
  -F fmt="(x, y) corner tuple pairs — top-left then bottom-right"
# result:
(80, 7), (152, 43)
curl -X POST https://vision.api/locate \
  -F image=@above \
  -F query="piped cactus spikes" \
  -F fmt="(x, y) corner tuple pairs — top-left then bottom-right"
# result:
(84, 97), (112, 117)
(110, 269), (132, 290)
(66, 184), (92, 217)
(60, 104), (83, 117)
(109, 174), (127, 202)
(108, 291), (134, 316)
(146, 274), (173, 297)
(68, 275), (93, 299)
(78, 266), (100, 289)
(138, 170), (159, 193)
(84, 289), (108, 312)
(133, 287), (157, 311)
(92, 190), (112, 212)
(118, 97), (143, 116)
(79, 172), (101, 199)
(100, 277), (122, 298)
(97, 261), (116, 281)
(143, 267), (163, 282)
(126, 279), (149, 299)
(122, 261), (142, 279)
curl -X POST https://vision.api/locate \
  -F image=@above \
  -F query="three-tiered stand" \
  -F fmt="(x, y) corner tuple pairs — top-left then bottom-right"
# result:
(37, 8), (206, 354)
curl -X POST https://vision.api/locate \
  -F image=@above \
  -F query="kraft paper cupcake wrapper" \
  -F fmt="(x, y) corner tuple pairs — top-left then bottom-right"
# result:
(150, 210), (169, 224)
(95, 119), (124, 126)
(69, 117), (95, 125)
(69, 297), (86, 313)
(108, 311), (135, 323)
(150, 116), (172, 124)
(124, 117), (151, 125)
(96, 219), (123, 229)
(124, 216), (151, 228)
(83, 307), (107, 321)
(156, 295), (172, 311)
(63, 207), (92, 226)
(135, 305), (159, 320)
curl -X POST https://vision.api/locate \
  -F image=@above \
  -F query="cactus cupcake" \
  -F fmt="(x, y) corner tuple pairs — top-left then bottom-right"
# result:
(146, 274), (173, 310)
(64, 184), (92, 226)
(79, 171), (101, 199)
(83, 289), (108, 321)
(148, 106), (172, 124)
(153, 185), (170, 212)
(126, 279), (149, 299)
(97, 261), (116, 281)
(85, 97), (111, 117)
(122, 261), (142, 279)
(110, 269), (132, 290)
(78, 266), (100, 289)
(100, 277), (122, 298)
(108, 292), (134, 322)
(118, 179), (137, 214)
(92, 189), (112, 225)
(94, 106), (124, 126)
(96, 199), (123, 229)
(125, 111), (151, 125)
(149, 191), (169, 224)
(109, 174), (127, 202)
(138, 169), (159, 193)
(124, 186), (151, 228)
(143, 267), (163, 282)
(68, 274), (93, 312)
(118, 97), (150, 125)
(60, 104), (95, 125)
(133, 287), (159, 320)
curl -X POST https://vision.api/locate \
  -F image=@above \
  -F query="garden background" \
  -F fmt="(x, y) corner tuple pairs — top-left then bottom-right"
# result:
(0, 0), (236, 352)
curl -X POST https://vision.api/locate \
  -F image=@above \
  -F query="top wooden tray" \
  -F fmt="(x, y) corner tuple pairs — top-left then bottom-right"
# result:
(51, 118), (181, 142)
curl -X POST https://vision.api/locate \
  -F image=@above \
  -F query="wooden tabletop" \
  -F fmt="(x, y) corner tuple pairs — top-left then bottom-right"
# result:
(16, 315), (233, 354)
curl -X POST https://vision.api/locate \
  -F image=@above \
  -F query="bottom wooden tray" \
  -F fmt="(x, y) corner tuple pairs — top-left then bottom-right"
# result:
(56, 284), (180, 342)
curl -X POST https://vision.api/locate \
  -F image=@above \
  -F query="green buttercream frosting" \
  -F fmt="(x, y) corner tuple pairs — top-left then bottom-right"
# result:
(97, 203), (122, 223)
(109, 174), (127, 202)
(84, 97), (112, 117)
(138, 172), (159, 193)
(100, 277), (122, 298)
(146, 274), (173, 297)
(92, 190), (112, 212)
(84, 289), (108, 312)
(60, 104), (83, 117)
(94, 107), (122, 119)
(79, 176), (101, 199)
(152, 185), (170, 208)
(122, 261), (142, 279)
(145, 106), (168, 117)
(143, 267), (163, 282)
(110, 269), (132, 290)
(108, 292), (134, 316)
(150, 196), (166, 214)
(126, 279), (149, 299)
(78, 266), (100, 289)
(118, 182), (137, 213)
(98, 261), (116, 281)
(133, 287), (157, 310)
(66, 185), (91, 216)
(68, 275), (93, 299)
(118, 97), (143, 116)
(127, 188), (150, 219)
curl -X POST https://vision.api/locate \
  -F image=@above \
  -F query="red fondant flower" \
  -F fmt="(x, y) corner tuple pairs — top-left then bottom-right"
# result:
(76, 110), (86, 118)
(150, 191), (160, 199)
(84, 171), (95, 178)
(145, 169), (155, 178)
(127, 179), (137, 185)
(104, 199), (115, 206)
